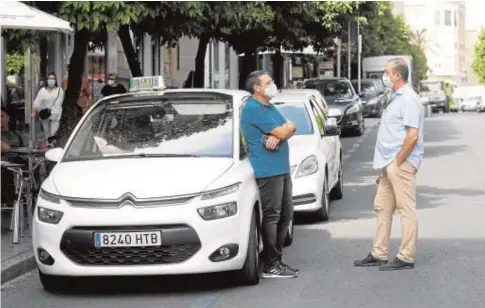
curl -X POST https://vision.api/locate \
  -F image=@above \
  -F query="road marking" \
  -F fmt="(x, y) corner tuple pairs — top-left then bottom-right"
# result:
(190, 294), (219, 308)
(343, 154), (351, 160)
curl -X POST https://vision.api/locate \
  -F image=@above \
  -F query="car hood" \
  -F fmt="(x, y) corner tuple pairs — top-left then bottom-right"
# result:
(287, 135), (318, 166)
(326, 97), (356, 111)
(49, 158), (234, 199)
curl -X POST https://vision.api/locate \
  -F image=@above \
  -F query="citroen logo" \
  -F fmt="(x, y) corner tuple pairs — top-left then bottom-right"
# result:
(119, 193), (137, 207)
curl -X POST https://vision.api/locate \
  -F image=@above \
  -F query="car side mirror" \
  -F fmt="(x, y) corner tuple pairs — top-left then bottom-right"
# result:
(323, 118), (341, 137)
(45, 147), (64, 162)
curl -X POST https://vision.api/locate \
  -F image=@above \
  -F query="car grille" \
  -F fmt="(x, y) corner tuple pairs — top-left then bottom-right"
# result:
(62, 244), (201, 266)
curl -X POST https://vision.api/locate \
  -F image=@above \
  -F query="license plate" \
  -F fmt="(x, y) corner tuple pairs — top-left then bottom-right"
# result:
(94, 231), (162, 248)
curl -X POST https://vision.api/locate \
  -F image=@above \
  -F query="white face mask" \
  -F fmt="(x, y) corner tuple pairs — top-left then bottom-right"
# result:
(264, 83), (278, 98)
(382, 74), (393, 90)
(108, 80), (115, 86)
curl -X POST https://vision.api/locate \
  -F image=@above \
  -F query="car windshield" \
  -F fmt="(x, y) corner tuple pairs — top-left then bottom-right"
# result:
(275, 103), (314, 135)
(63, 94), (234, 161)
(420, 82), (443, 92)
(304, 80), (353, 99)
(351, 82), (378, 98)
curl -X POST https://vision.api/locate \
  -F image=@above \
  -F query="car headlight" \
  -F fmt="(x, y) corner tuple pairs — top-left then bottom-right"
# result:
(200, 183), (240, 200)
(367, 98), (378, 105)
(38, 206), (64, 224)
(38, 189), (61, 204)
(327, 108), (343, 117)
(295, 155), (318, 178)
(346, 104), (360, 114)
(197, 202), (237, 220)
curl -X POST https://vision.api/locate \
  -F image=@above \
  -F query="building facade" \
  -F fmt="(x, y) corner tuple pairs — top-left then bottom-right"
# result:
(394, 1), (467, 83)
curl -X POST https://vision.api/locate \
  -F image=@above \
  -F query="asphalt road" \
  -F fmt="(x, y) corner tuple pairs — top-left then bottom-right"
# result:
(2, 114), (485, 308)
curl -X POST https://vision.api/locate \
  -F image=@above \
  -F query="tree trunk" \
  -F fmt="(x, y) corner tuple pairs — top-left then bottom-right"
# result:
(118, 25), (142, 77)
(239, 47), (257, 90)
(273, 50), (283, 88)
(193, 35), (210, 88)
(56, 29), (90, 147)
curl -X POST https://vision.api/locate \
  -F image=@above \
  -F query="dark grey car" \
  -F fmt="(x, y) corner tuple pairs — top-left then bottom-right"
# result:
(304, 77), (365, 136)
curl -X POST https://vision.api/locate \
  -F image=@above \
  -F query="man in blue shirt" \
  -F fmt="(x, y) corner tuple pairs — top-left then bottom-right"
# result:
(354, 58), (424, 271)
(241, 71), (298, 279)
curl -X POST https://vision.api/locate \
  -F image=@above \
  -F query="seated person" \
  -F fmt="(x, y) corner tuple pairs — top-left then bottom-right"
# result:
(1, 107), (26, 204)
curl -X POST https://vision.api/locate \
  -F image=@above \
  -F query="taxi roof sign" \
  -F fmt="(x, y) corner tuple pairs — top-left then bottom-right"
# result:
(129, 76), (166, 92)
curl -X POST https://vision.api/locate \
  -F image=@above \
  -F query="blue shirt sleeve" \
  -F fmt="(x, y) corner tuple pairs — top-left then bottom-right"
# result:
(403, 99), (421, 129)
(246, 107), (281, 134)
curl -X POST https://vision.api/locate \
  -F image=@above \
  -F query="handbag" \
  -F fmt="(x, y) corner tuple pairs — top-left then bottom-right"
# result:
(39, 88), (60, 120)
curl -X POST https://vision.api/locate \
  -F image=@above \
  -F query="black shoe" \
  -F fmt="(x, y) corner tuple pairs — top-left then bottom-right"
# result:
(262, 264), (298, 279)
(354, 253), (388, 267)
(379, 257), (414, 271)
(280, 261), (299, 274)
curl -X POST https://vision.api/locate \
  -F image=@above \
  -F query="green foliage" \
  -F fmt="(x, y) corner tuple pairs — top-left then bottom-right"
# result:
(360, 1), (428, 86)
(472, 30), (485, 84)
(5, 53), (24, 75)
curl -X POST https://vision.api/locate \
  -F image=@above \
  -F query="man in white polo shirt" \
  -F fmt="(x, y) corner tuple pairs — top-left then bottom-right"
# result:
(354, 58), (424, 271)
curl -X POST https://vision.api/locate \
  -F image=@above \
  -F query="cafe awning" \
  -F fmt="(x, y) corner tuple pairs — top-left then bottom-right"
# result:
(0, 0), (73, 33)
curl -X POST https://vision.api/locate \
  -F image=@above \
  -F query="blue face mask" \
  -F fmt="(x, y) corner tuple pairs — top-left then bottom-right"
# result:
(47, 80), (56, 87)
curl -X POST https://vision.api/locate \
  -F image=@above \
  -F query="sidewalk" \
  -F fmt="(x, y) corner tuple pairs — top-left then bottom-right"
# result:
(1, 212), (36, 284)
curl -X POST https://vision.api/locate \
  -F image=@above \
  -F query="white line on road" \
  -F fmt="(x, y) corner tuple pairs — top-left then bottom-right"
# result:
(190, 294), (219, 308)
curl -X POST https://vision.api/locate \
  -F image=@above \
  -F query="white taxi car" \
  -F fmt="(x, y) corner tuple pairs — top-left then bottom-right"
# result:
(272, 92), (343, 225)
(33, 77), (265, 292)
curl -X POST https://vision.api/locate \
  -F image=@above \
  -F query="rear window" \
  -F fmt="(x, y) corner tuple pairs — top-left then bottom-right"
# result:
(275, 103), (314, 135)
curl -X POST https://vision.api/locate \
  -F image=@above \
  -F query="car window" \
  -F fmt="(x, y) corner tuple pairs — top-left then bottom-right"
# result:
(304, 79), (354, 100)
(352, 82), (379, 98)
(275, 102), (314, 135)
(63, 94), (234, 161)
(309, 99), (325, 135)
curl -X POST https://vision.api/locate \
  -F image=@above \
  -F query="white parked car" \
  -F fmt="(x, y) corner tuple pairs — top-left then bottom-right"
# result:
(279, 88), (329, 112)
(34, 77), (267, 292)
(271, 92), (343, 223)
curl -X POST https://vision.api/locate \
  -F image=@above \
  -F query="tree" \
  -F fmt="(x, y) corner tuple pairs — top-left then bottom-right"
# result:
(472, 30), (485, 84)
(30, 1), (152, 144)
(410, 28), (427, 51)
(5, 53), (24, 75)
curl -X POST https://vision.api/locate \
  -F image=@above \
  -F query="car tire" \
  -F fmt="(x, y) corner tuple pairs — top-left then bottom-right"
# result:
(283, 218), (294, 247)
(330, 158), (343, 200)
(38, 270), (71, 294)
(355, 119), (364, 136)
(376, 106), (383, 118)
(235, 210), (260, 286)
(316, 174), (330, 221)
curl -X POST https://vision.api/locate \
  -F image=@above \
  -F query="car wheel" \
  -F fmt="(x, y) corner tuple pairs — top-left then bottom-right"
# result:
(377, 105), (383, 118)
(330, 158), (343, 200)
(235, 210), (260, 286)
(355, 118), (364, 136)
(283, 218), (294, 247)
(316, 174), (330, 221)
(38, 270), (71, 294)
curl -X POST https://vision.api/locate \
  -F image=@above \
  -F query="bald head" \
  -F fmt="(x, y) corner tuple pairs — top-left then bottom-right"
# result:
(387, 58), (409, 83)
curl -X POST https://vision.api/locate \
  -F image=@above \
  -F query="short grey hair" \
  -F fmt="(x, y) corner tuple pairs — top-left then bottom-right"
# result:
(245, 70), (269, 94)
(388, 58), (409, 82)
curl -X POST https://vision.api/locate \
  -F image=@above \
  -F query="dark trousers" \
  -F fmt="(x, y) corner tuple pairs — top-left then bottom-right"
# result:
(256, 173), (294, 268)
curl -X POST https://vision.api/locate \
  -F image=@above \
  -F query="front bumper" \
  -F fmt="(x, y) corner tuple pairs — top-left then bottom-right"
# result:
(33, 197), (251, 277)
(362, 104), (381, 117)
(291, 172), (323, 212)
(336, 111), (361, 130)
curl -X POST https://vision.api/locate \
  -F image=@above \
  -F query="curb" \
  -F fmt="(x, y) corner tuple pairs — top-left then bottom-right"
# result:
(1, 251), (36, 284)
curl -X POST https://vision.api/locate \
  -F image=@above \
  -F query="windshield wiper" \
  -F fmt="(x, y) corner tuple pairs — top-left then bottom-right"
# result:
(132, 153), (200, 158)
